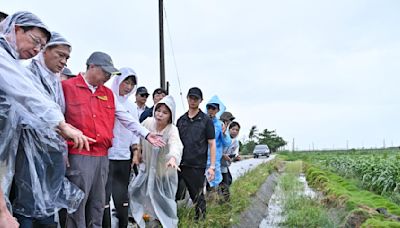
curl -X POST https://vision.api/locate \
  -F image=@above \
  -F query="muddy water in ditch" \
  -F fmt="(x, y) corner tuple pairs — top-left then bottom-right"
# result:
(259, 173), (318, 228)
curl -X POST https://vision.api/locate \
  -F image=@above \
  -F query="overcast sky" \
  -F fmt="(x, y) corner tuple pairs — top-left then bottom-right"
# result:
(4, 0), (400, 150)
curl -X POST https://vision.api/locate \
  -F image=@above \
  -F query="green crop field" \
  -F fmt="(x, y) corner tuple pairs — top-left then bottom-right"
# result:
(278, 148), (400, 227)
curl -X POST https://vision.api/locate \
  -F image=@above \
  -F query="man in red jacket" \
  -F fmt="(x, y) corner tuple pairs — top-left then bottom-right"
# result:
(62, 51), (165, 228)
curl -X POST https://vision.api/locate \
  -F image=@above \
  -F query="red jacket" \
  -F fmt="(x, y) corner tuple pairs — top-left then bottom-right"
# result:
(62, 74), (115, 156)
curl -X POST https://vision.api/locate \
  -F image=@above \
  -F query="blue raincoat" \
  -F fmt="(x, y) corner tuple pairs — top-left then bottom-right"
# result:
(205, 95), (231, 187)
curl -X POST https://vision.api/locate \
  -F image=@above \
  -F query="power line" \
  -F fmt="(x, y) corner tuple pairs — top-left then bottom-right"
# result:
(163, 5), (186, 110)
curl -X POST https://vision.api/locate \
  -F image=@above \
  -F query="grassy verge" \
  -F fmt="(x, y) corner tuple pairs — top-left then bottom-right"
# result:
(177, 159), (277, 227)
(306, 165), (400, 226)
(278, 161), (336, 227)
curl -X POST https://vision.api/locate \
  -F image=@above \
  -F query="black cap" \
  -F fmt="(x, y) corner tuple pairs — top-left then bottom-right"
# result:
(187, 87), (203, 99)
(61, 67), (76, 77)
(136, 86), (150, 96)
(206, 103), (219, 110)
(0, 11), (8, 22)
(86, 51), (120, 75)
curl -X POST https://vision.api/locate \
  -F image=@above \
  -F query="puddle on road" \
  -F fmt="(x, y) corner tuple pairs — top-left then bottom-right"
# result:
(259, 173), (318, 228)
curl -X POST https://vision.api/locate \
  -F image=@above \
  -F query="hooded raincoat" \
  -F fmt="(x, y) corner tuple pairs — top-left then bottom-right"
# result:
(206, 95), (231, 187)
(105, 67), (139, 160)
(28, 31), (70, 113)
(0, 12), (75, 214)
(129, 95), (183, 228)
(11, 31), (84, 218)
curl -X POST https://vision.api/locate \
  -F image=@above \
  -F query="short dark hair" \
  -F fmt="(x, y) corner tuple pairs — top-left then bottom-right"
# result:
(152, 88), (168, 98)
(229, 121), (241, 130)
(123, 76), (137, 85)
(20, 26), (51, 42)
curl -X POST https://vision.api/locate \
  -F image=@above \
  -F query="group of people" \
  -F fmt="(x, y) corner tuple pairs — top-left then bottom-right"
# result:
(0, 10), (241, 228)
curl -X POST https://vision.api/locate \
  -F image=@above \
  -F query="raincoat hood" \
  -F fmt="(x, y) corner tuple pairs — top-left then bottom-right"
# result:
(154, 95), (176, 124)
(44, 31), (71, 50)
(0, 11), (51, 59)
(35, 32), (71, 75)
(105, 67), (138, 100)
(205, 95), (226, 119)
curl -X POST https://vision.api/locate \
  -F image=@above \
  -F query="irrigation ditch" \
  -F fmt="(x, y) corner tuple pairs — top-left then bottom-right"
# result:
(177, 151), (400, 227)
(235, 154), (400, 227)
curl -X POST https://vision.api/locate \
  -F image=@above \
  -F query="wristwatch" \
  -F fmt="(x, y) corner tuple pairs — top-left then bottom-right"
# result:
(209, 165), (215, 170)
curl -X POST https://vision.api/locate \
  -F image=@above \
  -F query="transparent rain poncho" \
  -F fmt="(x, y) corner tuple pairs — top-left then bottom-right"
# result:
(28, 31), (71, 114)
(129, 96), (183, 228)
(0, 12), (84, 217)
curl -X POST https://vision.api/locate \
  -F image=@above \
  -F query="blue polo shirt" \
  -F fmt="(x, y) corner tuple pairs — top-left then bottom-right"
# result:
(177, 110), (215, 168)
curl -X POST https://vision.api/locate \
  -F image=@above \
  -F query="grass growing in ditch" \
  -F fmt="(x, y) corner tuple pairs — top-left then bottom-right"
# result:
(177, 160), (277, 227)
(306, 165), (400, 226)
(279, 161), (335, 227)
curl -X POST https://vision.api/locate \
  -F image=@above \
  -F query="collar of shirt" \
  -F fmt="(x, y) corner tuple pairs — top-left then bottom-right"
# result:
(82, 75), (98, 93)
(37, 61), (56, 85)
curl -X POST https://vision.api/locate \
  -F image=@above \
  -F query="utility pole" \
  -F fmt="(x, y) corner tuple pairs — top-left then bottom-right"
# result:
(166, 81), (170, 94)
(292, 138), (295, 152)
(159, 0), (166, 89)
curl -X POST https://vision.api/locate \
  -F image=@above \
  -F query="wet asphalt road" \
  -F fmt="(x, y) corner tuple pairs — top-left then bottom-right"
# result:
(230, 154), (276, 181)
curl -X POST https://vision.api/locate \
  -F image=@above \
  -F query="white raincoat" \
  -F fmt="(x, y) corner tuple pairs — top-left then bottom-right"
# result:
(129, 95), (183, 228)
(105, 67), (140, 160)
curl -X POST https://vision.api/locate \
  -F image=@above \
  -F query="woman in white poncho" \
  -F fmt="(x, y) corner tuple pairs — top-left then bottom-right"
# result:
(129, 95), (183, 228)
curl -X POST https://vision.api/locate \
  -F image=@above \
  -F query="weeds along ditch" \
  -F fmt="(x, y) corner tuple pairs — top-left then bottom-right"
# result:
(177, 159), (277, 227)
(279, 149), (400, 227)
(280, 149), (400, 202)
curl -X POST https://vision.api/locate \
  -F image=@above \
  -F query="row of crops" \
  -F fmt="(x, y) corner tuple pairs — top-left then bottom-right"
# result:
(324, 154), (400, 195)
(280, 149), (400, 198)
(279, 149), (400, 226)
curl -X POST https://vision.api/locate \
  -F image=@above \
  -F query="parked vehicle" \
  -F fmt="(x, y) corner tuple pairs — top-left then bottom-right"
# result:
(253, 144), (270, 158)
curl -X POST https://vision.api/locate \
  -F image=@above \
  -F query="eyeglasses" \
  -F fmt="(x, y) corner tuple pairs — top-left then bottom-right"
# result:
(140, 94), (149, 98)
(28, 33), (46, 50)
(99, 67), (112, 79)
(103, 71), (111, 78)
(207, 105), (217, 110)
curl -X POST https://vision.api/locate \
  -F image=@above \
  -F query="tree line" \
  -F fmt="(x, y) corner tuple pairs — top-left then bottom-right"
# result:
(240, 125), (287, 154)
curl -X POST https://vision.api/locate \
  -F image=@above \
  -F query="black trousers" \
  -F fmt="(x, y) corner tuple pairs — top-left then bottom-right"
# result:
(219, 169), (232, 201)
(176, 166), (206, 220)
(102, 160), (131, 228)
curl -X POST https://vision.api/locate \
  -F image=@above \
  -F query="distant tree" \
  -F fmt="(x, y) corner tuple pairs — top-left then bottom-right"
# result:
(240, 125), (287, 154)
(248, 125), (258, 141)
(239, 125), (258, 155)
(257, 128), (287, 152)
